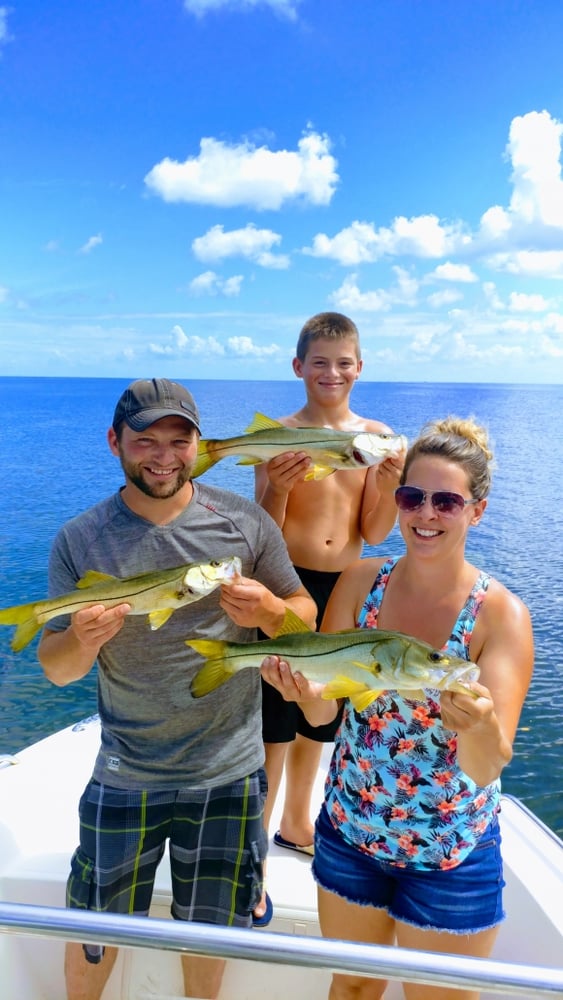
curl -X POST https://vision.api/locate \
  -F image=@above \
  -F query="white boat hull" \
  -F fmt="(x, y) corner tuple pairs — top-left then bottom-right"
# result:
(1, 716), (562, 999)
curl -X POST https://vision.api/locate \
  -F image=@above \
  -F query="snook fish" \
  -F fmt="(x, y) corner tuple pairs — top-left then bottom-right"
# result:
(0, 556), (242, 652)
(188, 610), (479, 712)
(192, 412), (407, 481)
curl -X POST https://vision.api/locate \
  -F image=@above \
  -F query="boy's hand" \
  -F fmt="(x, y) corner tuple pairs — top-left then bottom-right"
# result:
(372, 451), (405, 491)
(264, 452), (312, 494)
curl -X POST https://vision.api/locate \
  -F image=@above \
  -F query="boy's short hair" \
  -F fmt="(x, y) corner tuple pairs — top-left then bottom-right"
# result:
(296, 312), (361, 362)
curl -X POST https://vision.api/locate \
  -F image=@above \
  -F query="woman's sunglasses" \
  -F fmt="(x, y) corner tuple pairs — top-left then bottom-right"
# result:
(395, 485), (479, 517)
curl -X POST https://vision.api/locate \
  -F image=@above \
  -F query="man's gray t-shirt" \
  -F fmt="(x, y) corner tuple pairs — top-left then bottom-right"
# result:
(47, 481), (302, 790)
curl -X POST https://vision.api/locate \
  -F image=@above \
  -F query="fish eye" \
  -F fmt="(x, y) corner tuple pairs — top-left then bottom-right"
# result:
(210, 560), (220, 567)
(429, 650), (444, 662)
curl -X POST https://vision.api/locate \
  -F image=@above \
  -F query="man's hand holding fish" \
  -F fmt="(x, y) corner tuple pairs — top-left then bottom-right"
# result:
(70, 601), (132, 652)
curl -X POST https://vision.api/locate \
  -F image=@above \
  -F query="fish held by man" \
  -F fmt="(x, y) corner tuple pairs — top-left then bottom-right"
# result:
(0, 556), (242, 652)
(188, 609), (479, 711)
(192, 412), (407, 481)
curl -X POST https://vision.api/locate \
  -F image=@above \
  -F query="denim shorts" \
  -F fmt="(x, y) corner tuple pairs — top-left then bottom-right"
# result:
(312, 805), (505, 934)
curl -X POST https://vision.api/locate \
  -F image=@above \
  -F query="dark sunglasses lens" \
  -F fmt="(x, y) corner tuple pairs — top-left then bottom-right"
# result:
(395, 487), (424, 511)
(432, 492), (465, 514)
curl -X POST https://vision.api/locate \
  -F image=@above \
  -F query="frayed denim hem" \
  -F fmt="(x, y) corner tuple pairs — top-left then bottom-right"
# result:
(312, 869), (506, 936)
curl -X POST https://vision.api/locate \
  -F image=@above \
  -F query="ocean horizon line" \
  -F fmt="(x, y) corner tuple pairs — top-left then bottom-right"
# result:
(1, 374), (562, 389)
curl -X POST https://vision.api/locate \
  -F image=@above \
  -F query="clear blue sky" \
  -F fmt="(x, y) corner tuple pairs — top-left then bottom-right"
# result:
(1, 0), (563, 382)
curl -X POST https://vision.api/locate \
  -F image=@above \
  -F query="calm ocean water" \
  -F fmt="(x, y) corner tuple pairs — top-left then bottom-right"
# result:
(0, 377), (561, 837)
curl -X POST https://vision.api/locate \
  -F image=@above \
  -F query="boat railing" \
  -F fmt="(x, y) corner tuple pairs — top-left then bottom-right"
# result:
(1, 901), (562, 997)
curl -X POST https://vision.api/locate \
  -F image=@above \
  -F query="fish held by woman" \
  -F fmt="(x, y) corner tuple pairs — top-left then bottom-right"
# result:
(0, 556), (242, 652)
(192, 412), (407, 481)
(188, 609), (479, 711)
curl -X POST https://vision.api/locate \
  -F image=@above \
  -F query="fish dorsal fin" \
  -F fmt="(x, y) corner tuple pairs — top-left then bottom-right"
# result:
(274, 607), (315, 638)
(244, 412), (285, 434)
(76, 570), (118, 589)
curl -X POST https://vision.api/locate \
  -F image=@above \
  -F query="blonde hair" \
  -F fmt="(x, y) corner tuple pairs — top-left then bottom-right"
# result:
(295, 312), (360, 362)
(401, 416), (495, 499)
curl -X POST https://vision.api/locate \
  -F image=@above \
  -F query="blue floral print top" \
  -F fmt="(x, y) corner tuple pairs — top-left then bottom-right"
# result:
(323, 557), (500, 871)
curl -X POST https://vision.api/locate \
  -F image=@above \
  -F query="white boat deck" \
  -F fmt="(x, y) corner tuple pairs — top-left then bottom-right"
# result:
(0, 716), (562, 999)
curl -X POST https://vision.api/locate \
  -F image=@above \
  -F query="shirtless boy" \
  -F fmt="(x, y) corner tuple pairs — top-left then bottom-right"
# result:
(253, 312), (405, 916)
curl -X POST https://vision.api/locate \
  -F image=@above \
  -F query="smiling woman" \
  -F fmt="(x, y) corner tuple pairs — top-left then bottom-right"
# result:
(261, 414), (534, 1000)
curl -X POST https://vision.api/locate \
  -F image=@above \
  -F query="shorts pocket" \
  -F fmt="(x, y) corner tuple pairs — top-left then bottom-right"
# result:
(66, 847), (97, 910)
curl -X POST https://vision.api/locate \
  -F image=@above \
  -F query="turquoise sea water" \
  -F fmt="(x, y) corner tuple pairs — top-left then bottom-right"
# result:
(0, 377), (561, 837)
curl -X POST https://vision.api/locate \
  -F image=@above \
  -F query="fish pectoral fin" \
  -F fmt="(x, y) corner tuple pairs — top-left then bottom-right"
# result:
(351, 659), (376, 674)
(304, 464), (336, 481)
(323, 676), (371, 701)
(349, 690), (382, 713)
(245, 412), (285, 433)
(274, 607), (315, 637)
(75, 570), (118, 588)
(236, 456), (262, 466)
(148, 608), (174, 630)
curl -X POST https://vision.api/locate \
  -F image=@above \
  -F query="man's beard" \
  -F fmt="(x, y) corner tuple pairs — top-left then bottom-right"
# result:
(120, 457), (192, 499)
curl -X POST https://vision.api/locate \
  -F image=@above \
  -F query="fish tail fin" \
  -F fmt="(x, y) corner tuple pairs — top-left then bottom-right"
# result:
(0, 605), (41, 652)
(191, 442), (219, 479)
(187, 638), (233, 697)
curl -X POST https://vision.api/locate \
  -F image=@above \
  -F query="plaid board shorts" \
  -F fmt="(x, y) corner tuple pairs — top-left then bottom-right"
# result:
(67, 769), (267, 961)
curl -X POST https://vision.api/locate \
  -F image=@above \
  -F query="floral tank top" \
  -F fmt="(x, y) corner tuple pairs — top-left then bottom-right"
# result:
(323, 557), (500, 871)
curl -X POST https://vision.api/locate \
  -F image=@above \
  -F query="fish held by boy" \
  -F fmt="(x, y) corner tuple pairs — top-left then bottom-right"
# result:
(0, 556), (242, 652)
(192, 412), (407, 481)
(188, 609), (479, 712)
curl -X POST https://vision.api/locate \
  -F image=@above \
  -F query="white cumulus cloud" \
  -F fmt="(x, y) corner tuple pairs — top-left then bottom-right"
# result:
(486, 250), (563, 278)
(78, 234), (103, 255)
(508, 292), (550, 313)
(188, 271), (244, 296)
(0, 7), (12, 50)
(305, 214), (465, 264)
(183, 0), (300, 19)
(144, 131), (338, 210)
(429, 262), (478, 283)
(227, 336), (281, 357)
(192, 224), (289, 268)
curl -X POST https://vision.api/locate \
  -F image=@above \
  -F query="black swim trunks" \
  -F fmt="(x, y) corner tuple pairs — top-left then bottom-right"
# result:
(261, 566), (344, 744)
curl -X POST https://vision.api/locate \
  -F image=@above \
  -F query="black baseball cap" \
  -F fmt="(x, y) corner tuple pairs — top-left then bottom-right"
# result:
(112, 378), (201, 433)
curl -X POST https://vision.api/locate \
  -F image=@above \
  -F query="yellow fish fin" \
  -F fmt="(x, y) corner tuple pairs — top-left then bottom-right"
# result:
(148, 608), (174, 630)
(191, 444), (217, 480)
(351, 660), (377, 674)
(0, 605), (41, 652)
(244, 412), (285, 433)
(75, 570), (118, 588)
(186, 638), (233, 697)
(236, 456), (262, 466)
(274, 607), (315, 638)
(349, 690), (382, 713)
(304, 464), (335, 481)
(322, 676), (371, 701)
